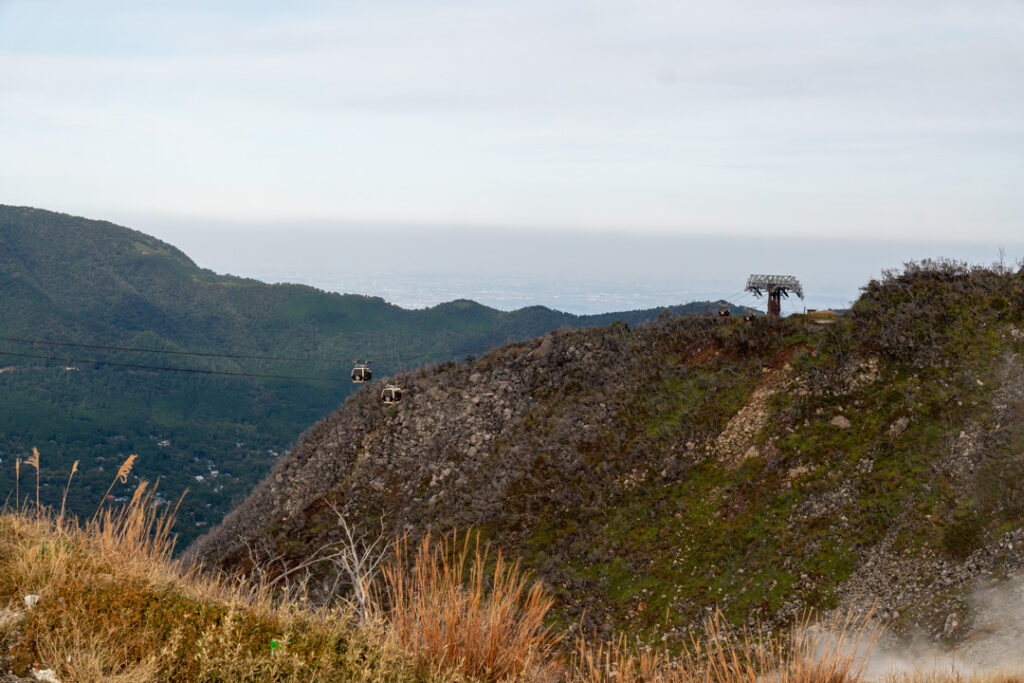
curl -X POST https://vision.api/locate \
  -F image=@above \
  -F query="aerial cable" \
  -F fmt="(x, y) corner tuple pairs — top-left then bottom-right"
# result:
(717, 289), (750, 305)
(732, 291), (758, 306)
(0, 350), (338, 382)
(0, 345), (495, 382)
(0, 335), (347, 364)
(0, 334), (491, 368)
(0, 326), (595, 377)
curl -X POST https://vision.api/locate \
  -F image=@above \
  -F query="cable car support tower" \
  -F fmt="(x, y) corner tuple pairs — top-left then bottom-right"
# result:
(745, 274), (803, 318)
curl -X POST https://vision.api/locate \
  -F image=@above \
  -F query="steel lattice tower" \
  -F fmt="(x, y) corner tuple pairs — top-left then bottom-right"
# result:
(745, 275), (804, 318)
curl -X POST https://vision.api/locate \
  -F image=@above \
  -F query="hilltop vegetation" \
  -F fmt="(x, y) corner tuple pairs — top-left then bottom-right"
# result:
(0, 205), (725, 547)
(0, 466), (878, 683)
(0, 497), (996, 682)
(193, 259), (1024, 653)
(4, 249), (1024, 679)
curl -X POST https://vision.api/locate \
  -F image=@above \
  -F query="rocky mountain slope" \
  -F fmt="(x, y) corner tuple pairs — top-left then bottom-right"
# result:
(190, 260), (1024, 647)
(0, 205), (731, 547)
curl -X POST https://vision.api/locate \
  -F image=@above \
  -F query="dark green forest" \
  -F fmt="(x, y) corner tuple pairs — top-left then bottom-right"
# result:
(0, 205), (730, 547)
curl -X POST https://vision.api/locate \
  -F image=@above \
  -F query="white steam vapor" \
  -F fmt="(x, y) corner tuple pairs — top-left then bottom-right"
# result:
(805, 573), (1024, 679)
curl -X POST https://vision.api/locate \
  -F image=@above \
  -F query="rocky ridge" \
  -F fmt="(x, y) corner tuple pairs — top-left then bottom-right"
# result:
(190, 262), (1024, 647)
(189, 319), (660, 570)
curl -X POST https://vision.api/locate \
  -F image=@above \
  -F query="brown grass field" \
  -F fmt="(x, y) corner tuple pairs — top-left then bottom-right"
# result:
(1, 456), (1022, 682)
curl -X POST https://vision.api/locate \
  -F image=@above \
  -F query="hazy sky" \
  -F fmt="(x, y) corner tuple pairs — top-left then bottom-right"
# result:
(1, 1), (1022, 312)
(2, 1), (1022, 238)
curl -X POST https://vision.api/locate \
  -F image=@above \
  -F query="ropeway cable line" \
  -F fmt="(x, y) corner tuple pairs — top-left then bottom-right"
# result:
(0, 334), (495, 368)
(0, 341), (497, 383)
(0, 349), (338, 382)
(0, 335), (343, 364)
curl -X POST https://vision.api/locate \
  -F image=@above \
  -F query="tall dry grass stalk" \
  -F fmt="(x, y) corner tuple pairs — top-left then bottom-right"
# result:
(59, 459), (79, 522)
(382, 530), (562, 682)
(573, 636), (681, 683)
(26, 447), (40, 513)
(88, 479), (183, 566)
(14, 456), (19, 509)
(92, 454), (136, 522)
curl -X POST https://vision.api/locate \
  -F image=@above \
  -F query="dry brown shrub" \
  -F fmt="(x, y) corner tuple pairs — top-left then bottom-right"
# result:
(382, 530), (563, 682)
(569, 609), (878, 683)
(884, 671), (1024, 683)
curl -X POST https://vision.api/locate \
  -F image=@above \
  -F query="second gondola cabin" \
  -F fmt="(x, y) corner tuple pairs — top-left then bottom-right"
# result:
(381, 383), (403, 404)
(351, 361), (372, 383)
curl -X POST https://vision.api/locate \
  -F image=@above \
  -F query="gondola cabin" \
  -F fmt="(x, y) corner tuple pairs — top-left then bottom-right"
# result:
(717, 305), (731, 317)
(381, 383), (403, 404)
(744, 310), (756, 322)
(351, 361), (372, 383)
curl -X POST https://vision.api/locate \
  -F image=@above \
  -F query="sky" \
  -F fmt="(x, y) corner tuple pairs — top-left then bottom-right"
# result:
(1, 1), (1023, 312)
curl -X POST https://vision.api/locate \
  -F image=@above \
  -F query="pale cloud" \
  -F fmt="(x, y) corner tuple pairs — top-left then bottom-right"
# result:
(0, 0), (1022, 240)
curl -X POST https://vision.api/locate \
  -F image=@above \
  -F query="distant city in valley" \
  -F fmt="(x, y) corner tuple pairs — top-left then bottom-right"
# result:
(129, 218), (1024, 316)
(238, 270), (851, 315)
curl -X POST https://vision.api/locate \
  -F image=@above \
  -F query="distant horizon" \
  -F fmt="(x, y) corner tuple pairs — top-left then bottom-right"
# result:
(3, 0), (1021, 315)
(30, 203), (1019, 317)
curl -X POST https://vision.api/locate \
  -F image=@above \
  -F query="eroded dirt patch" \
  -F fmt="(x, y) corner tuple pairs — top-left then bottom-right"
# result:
(715, 366), (791, 466)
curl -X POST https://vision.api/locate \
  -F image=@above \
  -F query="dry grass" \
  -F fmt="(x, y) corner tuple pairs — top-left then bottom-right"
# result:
(0, 458), (413, 682)
(568, 609), (877, 683)
(883, 671), (1024, 683)
(0, 504), (415, 681)
(3, 455), (1024, 682)
(3, 506), (1024, 683)
(382, 530), (563, 682)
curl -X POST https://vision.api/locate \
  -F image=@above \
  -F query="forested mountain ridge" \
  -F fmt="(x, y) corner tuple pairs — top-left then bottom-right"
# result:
(0, 205), (728, 353)
(192, 259), (1024, 648)
(0, 205), (725, 547)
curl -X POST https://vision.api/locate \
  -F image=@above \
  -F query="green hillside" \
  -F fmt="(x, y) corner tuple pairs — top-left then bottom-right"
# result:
(0, 205), (723, 547)
(192, 259), (1024, 646)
